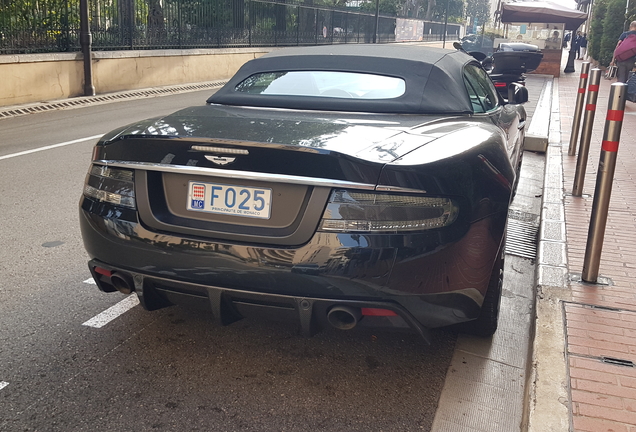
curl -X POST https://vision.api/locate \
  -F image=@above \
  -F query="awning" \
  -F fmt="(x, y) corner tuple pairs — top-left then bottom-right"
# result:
(500, 2), (588, 31)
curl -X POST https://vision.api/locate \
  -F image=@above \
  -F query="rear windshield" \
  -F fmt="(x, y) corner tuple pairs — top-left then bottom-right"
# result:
(234, 71), (406, 99)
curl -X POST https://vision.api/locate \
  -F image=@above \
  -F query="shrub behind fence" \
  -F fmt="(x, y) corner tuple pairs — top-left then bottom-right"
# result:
(0, 0), (461, 54)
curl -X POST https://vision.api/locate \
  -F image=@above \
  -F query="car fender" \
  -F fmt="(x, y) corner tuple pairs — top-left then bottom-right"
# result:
(377, 123), (515, 223)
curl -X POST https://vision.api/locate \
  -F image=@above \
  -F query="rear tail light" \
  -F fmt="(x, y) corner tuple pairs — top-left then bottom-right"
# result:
(494, 82), (508, 88)
(83, 165), (136, 209)
(318, 190), (458, 233)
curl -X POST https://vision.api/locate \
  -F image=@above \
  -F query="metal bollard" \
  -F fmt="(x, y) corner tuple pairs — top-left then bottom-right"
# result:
(582, 83), (628, 283)
(568, 62), (591, 156)
(572, 68), (602, 196)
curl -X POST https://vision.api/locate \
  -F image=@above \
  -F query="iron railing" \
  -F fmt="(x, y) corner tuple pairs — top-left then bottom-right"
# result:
(0, 0), (462, 54)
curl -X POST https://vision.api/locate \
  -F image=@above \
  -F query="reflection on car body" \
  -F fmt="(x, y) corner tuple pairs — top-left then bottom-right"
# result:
(80, 44), (527, 342)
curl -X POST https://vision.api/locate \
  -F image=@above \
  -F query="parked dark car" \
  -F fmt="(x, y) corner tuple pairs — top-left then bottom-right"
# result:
(80, 45), (527, 341)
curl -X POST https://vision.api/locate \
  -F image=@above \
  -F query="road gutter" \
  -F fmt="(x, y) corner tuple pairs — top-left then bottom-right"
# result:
(432, 76), (548, 432)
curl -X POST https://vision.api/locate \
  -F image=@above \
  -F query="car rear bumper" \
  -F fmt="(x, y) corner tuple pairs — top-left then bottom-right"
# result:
(80, 197), (505, 335)
(88, 258), (435, 339)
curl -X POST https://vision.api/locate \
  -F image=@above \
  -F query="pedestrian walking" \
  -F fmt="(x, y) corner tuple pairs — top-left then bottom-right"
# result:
(563, 31), (571, 49)
(572, 31), (583, 59)
(578, 33), (588, 59)
(613, 21), (636, 83)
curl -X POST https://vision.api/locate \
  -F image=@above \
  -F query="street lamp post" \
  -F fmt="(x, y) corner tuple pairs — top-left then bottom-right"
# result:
(442, 0), (449, 48)
(80, 0), (95, 96)
(373, 0), (380, 43)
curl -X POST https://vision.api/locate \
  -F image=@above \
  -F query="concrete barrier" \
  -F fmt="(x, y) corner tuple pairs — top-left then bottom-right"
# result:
(525, 78), (553, 153)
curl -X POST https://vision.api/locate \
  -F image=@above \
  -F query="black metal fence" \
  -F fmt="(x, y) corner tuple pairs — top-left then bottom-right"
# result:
(0, 0), (462, 54)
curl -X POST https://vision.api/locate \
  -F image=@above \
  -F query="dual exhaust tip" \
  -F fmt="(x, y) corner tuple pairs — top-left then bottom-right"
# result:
(327, 305), (362, 330)
(110, 272), (134, 295)
(93, 266), (135, 295)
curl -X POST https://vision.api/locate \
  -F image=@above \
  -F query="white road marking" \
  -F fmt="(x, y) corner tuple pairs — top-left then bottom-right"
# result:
(82, 295), (140, 328)
(0, 382), (8, 391)
(0, 134), (103, 161)
(84, 278), (97, 285)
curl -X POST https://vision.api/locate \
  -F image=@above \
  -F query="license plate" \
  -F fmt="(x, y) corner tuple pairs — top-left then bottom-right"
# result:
(187, 181), (272, 219)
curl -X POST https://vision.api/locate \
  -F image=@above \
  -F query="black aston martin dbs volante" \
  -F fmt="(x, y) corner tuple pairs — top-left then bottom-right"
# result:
(80, 44), (527, 341)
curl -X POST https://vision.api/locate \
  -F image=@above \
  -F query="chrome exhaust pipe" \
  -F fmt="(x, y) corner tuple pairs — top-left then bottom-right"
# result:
(327, 306), (362, 330)
(110, 272), (134, 295)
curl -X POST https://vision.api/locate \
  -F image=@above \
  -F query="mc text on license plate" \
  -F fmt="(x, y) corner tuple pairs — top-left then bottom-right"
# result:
(187, 181), (272, 219)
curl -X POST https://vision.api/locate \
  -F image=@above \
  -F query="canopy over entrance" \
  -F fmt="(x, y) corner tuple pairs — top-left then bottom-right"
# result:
(500, 2), (587, 31)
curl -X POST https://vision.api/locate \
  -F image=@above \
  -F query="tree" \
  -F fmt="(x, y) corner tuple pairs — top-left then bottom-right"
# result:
(627, 1), (636, 31)
(587, 0), (607, 62)
(600, 0), (626, 66)
(433, 0), (464, 23)
(425, 0), (436, 20)
(465, 0), (489, 31)
(147, 0), (166, 38)
(360, 0), (399, 16)
(400, 0), (427, 18)
(423, 0), (462, 22)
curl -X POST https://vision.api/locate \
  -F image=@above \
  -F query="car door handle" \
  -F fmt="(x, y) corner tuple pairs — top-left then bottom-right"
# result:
(518, 121), (526, 130)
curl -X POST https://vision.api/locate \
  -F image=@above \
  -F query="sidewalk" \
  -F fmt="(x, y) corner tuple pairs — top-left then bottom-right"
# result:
(544, 59), (636, 431)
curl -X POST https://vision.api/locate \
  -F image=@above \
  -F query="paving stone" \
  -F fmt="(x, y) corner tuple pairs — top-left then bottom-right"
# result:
(558, 64), (636, 431)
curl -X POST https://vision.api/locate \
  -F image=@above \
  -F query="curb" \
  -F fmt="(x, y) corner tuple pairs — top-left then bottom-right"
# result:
(525, 78), (553, 152)
(431, 75), (547, 432)
(526, 78), (572, 432)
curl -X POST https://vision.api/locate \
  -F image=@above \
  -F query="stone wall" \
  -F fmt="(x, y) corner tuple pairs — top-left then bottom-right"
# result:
(0, 48), (271, 108)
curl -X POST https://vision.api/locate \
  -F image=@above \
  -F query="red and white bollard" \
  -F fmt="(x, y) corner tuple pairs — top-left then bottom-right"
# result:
(568, 62), (591, 156)
(572, 68), (602, 196)
(582, 83), (628, 283)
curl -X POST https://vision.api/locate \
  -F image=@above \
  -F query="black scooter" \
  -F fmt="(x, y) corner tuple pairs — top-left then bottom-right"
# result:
(455, 42), (543, 101)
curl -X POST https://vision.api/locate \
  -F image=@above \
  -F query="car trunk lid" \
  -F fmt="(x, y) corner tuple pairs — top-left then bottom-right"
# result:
(95, 106), (462, 245)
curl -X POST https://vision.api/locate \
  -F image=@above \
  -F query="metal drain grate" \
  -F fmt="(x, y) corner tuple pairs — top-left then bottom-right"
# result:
(0, 80), (228, 120)
(506, 211), (539, 260)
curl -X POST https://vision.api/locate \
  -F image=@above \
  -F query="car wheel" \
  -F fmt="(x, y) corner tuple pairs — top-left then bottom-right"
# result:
(512, 132), (525, 198)
(453, 245), (504, 337)
(512, 150), (523, 197)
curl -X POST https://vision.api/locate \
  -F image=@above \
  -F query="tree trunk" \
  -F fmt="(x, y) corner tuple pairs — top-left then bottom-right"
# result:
(425, 0), (436, 20)
(147, 0), (165, 42)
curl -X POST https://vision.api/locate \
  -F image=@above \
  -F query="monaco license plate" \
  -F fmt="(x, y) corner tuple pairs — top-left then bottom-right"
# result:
(187, 181), (272, 219)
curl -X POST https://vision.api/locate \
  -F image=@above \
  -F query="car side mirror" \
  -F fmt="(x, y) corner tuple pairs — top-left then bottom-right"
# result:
(506, 83), (528, 104)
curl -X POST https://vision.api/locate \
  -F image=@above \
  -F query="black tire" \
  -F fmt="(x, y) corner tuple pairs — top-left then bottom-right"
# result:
(512, 131), (525, 198)
(452, 247), (504, 337)
(471, 248), (504, 337)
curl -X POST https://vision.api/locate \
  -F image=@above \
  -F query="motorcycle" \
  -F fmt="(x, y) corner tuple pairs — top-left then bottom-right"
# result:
(455, 41), (543, 101)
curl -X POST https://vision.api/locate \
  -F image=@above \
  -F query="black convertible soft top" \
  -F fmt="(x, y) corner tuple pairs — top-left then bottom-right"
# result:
(207, 45), (478, 115)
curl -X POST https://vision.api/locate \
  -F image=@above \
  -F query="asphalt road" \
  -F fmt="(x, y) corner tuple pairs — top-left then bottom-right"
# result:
(0, 91), (456, 432)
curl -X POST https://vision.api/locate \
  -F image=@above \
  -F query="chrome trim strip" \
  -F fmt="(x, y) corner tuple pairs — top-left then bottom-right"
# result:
(190, 139), (321, 154)
(191, 145), (249, 155)
(95, 160), (377, 190)
(375, 185), (427, 194)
